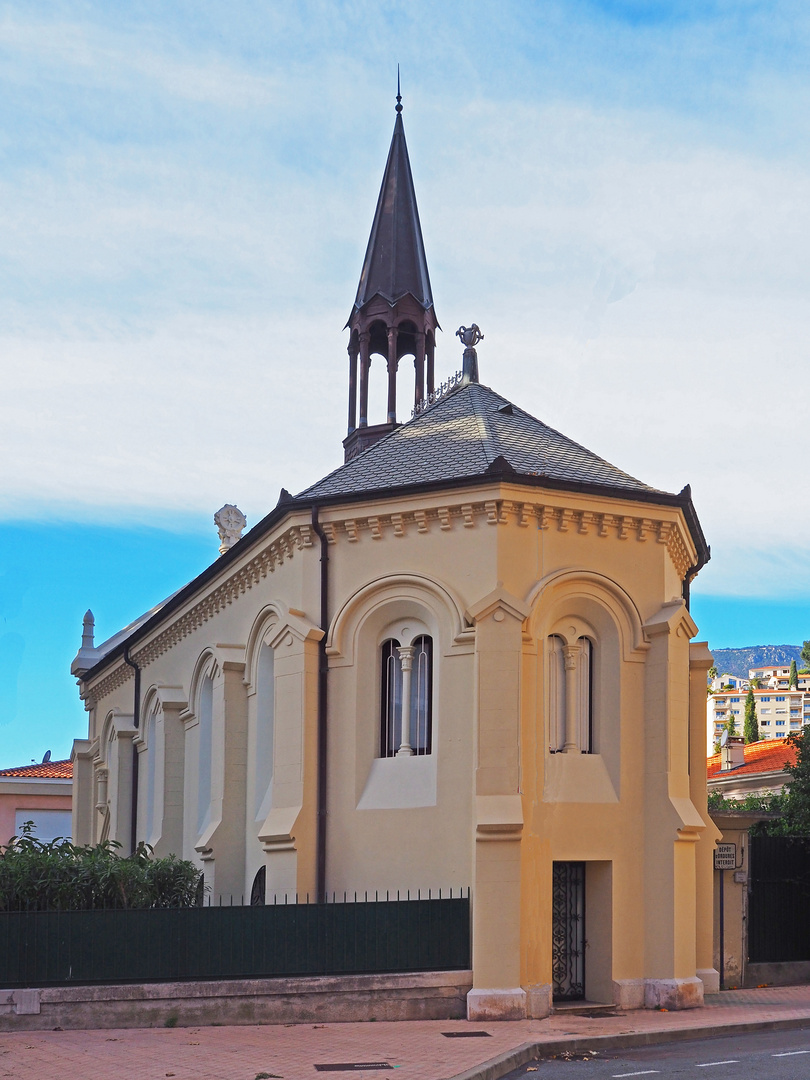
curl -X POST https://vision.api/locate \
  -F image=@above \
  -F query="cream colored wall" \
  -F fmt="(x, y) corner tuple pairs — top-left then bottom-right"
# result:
(74, 483), (708, 1006)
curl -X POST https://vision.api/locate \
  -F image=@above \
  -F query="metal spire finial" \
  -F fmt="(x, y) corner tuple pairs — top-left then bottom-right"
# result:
(396, 65), (402, 113)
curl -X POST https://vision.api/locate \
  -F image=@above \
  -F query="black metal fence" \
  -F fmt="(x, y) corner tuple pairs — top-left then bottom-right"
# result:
(749, 835), (810, 962)
(0, 893), (471, 989)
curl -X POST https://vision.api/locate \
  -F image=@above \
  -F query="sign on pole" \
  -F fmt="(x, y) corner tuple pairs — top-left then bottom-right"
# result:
(714, 843), (736, 870)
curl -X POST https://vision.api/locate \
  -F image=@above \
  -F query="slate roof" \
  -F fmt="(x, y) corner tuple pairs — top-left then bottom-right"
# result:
(707, 739), (796, 779)
(0, 760), (72, 779)
(300, 381), (659, 501)
(350, 110), (434, 317)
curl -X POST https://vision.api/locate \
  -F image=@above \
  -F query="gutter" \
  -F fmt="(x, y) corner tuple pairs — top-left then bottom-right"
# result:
(123, 645), (141, 855)
(310, 506), (330, 903)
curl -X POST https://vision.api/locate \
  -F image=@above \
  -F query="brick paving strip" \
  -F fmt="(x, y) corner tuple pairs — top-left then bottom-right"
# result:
(1, 986), (810, 1080)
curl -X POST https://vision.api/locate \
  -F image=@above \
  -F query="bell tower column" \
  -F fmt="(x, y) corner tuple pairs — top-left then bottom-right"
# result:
(358, 331), (370, 429)
(414, 330), (425, 408)
(386, 326), (398, 423)
(347, 338), (358, 434)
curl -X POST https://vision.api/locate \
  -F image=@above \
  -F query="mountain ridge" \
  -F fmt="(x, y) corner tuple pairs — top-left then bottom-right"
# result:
(710, 644), (804, 680)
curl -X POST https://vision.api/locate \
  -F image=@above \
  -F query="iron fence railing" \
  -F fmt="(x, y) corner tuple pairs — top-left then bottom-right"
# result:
(0, 891), (471, 989)
(749, 835), (810, 963)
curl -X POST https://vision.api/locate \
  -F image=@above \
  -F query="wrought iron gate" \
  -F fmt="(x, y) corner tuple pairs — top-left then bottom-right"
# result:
(552, 861), (585, 1000)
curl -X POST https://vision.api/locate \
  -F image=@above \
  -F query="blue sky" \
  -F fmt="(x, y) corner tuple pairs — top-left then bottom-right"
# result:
(1, 1), (809, 766)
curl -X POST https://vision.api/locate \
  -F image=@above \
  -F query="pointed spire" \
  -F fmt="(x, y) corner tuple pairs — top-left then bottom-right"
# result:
(350, 87), (434, 316)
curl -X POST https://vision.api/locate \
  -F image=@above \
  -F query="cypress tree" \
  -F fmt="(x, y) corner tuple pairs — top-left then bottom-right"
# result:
(790, 659), (798, 688)
(725, 709), (738, 737)
(743, 687), (759, 743)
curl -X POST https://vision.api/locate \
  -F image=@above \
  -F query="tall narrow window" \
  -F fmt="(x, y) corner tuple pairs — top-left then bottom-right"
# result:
(549, 636), (593, 754)
(380, 639), (402, 757)
(380, 636), (433, 757)
(197, 674), (213, 834)
(410, 635), (432, 754)
(578, 638), (593, 753)
(549, 635), (566, 752)
(144, 708), (157, 843)
(255, 643), (275, 819)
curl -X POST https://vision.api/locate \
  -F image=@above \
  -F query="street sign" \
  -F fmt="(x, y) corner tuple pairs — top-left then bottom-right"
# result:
(715, 843), (736, 870)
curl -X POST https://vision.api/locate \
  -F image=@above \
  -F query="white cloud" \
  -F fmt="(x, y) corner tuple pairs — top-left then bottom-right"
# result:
(1, 2), (809, 599)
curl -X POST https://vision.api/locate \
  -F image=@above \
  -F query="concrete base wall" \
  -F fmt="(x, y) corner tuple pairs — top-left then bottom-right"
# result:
(0, 970), (473, 1031)
(467, 987), (526, 1021)
(745, 962), (810, 989)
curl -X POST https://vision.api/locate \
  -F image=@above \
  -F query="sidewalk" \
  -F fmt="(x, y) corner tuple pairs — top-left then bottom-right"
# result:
(2, 985), (810, 1080)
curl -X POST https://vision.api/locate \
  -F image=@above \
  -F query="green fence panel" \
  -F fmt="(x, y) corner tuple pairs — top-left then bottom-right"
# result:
(0, 897), (470, 989)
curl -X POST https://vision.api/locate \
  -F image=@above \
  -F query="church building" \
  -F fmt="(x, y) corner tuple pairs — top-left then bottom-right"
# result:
(71, 94), (718, 1020)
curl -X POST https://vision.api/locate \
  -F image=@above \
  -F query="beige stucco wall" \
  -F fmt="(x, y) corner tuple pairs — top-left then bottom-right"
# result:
(74, 480), (711, 1011)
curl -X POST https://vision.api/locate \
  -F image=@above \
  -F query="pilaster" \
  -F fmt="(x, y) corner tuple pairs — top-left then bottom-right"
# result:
(641, 599), (705, 1008)
(690, 640), (721, 994)
(70, 739), (94, 847)
(466, 585), (530, 1020)
(258, 615), (323, 902)
(194, 646), (248, 901)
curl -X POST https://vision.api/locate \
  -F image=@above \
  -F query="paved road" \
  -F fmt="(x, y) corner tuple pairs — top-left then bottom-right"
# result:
(503, 1025), (810, 1080)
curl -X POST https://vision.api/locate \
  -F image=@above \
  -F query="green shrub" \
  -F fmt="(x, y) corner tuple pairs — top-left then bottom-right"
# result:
(0, 823), (203, 911)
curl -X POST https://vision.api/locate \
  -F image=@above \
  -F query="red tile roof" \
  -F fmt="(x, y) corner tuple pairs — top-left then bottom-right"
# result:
(0, 760), (72, 779)
(707, 739), (797, 779)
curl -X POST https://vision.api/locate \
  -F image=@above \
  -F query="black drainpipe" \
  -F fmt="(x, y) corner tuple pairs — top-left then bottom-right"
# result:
(682, 566), (697, 610)
(123, 645), (141, 855)
(311, 506), (329, 903)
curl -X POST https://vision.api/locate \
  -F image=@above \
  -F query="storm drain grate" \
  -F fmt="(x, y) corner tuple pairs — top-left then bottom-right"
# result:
(314, 1065), (393, 1072)
(441, 1032), (492, 1038)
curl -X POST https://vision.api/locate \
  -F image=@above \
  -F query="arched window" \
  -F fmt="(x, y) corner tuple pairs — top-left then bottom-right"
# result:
(254, 642), (275, 820)
(250, 865), (266, 906)
(143, 706), (158, 843)
(197, 673), (214, 834)
(549, 635), (593, 753)
(380, 635), (433, 757)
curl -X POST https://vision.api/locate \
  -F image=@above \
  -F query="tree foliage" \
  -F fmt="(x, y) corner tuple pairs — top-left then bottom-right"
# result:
(776, 726), (810, 835)
(729, 728), (810, 837)
(725, 709), (738, 737)
(743, 688), (759, 743)
(0, 824), (203, 911)
(707, 790), (784, 815)
(802, 640), (810, 670)
(790, 659), (798, 689)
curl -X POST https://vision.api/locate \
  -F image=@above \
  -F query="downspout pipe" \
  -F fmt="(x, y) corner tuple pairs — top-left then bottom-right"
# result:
(123, 645), (141, 855)
(311, 506), (329, 903)
(682, 545), (710, 611)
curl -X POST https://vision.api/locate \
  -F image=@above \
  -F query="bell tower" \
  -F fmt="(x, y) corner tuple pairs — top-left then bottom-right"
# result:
(343, 83), (439, 462)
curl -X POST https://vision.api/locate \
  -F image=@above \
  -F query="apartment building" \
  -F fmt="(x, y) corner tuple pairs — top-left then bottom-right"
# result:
(707, 665), (810, 753)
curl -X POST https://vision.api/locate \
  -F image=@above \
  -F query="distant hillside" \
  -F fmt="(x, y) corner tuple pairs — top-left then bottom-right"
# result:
(710, 645), (804, 679)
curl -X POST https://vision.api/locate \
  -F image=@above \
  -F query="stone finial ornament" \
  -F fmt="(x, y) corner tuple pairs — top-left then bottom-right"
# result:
(214, 504), (247, 556)
(456, 324), (483, 385)
(71, 608), (100, 677)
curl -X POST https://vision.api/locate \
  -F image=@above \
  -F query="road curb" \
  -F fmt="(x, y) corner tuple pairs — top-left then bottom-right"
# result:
(446, 1013), (810, 1080)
